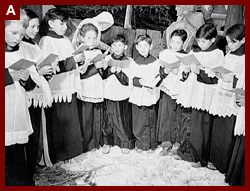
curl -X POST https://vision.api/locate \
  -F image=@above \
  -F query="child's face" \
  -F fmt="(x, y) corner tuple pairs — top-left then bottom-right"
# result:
(111, 41), (127, 56)
(26, 18), (39, 39)
(197, 38), (214, 51)
(80, 30), (97, 48)
(136, 40), (151, 57)
(5, 22), (25, 47)
(49, 19), (67, 36)
(226, 35), (243, 52)
(170, 36), (184, 52)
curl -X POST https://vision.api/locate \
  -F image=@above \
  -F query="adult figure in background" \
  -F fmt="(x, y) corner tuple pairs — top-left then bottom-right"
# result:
(163, 5), (204, 53)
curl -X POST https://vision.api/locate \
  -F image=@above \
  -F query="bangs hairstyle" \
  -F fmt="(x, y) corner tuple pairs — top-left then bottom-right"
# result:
(170, 29), (188, 42)
(5, 9), (29, 29)
(226, 24), (245, 42)
(111, 34), (127, 45)
(135, 34), (152, 45)
(23, 8), (39, 21)
(39, 8), (69, 37)
(196, 23), (217, 40)
(79, 23), (98, 38)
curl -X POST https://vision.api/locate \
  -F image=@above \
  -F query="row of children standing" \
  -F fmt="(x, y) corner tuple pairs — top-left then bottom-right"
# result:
(5, 8), (244, 186)
(157, 23), (245, 186)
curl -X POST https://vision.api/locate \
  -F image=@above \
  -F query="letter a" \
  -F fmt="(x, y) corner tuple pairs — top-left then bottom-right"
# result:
(6, 5), (16, 15)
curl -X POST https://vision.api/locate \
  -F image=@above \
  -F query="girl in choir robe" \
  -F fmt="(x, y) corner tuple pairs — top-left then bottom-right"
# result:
(210, 24), (245, 175)
(39, 8), (85, 163)
(129, 34), (160, 153)
(157, 29), (188, 156)
(71, 12), (114, 152)
(102, 34), (135, 154)
(5, 10), (37, 186)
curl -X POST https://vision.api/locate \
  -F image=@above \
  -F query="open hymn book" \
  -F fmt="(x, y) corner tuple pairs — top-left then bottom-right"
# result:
(176, 54), (201, 66)
(107, 59), (130, 69)
(37, 54), (59, 68)
(9, 59), (36, 71)
(177, 54), (233, 74)
(9, 54), (59, 70)
(160, 60), (181, 70)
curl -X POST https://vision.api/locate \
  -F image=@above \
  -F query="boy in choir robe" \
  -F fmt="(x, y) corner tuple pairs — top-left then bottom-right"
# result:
(102, 34), (135, 154)
(210, 24), (245, 178)
(129, 34), (160, 153)
(156, 29), (189, 156)
(39, 8), (85, 163)
(175, 24), (225, 169)
(5, 9), (37, 186)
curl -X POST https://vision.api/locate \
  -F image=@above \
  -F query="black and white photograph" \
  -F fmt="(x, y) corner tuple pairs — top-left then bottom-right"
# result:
(5, 5), (245, 186)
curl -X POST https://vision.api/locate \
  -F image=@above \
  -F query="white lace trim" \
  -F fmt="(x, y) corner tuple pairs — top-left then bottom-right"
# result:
(5, 130), (33, 146)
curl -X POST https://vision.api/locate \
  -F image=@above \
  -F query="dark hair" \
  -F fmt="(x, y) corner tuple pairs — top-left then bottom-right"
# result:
(39, 8), (69, 37)
(226, 24), (245, 43)
(135, 34), (152, 45)
(170, 29), (188, 42)
(79, 23), (98, 38)
(23, 9), (39, 21)
(196, 23), (217, 40)
(111, 34), (127, 45)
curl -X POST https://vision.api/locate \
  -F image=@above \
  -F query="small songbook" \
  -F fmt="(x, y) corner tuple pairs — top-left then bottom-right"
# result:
(72, 45), (89, 55)
(38, 54), (58, 68)
(9, 59), (36, 71)
(108, 59), (130, 69)
(143, 75), (161, 89)
(227, 88), (245, 95)
(90, 54), (106, 63)
(211, 66), (233, 74)
(160, 60), (181, 70)
(176, 54), (201, 66)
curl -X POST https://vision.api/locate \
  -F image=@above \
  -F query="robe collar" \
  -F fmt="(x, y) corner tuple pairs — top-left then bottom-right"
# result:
(230, 43), (245, 56)
(22, 36), (36, 45)
(111, 53), (128, 61)
(46, 30), (64, 39)
(193, 42), (218, 53)
(5, 42), (19, 52)
(134, 53), (156, 65)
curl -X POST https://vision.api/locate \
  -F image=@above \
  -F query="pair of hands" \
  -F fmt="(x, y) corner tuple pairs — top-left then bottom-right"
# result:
(37, 60), (59, 76)
(164, 66), (191, 75)
(236, 94), (245, 107)
(110, 66), (122, 73)
(164, 68), (180, 75)
(78, 59), (108, 74)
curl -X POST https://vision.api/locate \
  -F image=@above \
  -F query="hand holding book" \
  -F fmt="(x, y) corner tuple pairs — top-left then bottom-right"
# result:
(37, 54), (59, 68)
(139, 75), (161, 88)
